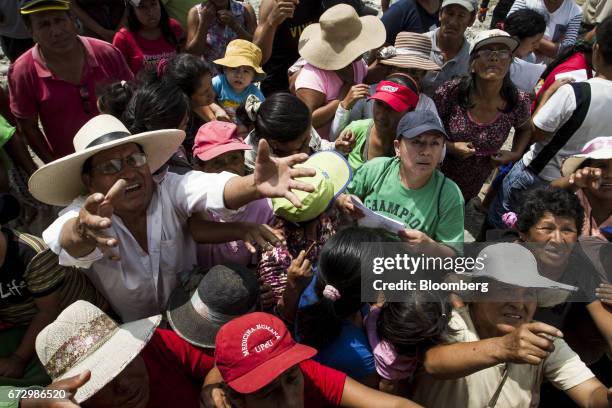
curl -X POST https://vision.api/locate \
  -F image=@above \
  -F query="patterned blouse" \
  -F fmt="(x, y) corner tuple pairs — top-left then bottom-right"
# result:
(197, 0), (247, 63)
(434, 78), (531, 201)
(258, 210), (339, 302)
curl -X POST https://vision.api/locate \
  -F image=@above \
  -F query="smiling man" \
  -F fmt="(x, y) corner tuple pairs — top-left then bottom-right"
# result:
(8, 0), (133, 164)
(421, 0), (476, 96)
(30, 115), (316, 322)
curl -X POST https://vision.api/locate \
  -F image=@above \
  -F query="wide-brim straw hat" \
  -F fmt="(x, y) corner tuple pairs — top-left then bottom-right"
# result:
(28, 115), (184, 206)
(36, 301), (161, 403)
(561, 136), (612, 176)
(379, 32), (440, 71)
(458, 243), (577, 308)
(298, 4), (385, 71)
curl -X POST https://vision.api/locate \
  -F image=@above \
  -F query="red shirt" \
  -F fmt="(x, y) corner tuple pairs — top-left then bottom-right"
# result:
(8, 36), (133, 159)
(533, 52), (593, 111)
(112, 19), (183, 74)
(301, 359), (346, 407)
(141, 328), (215, 408)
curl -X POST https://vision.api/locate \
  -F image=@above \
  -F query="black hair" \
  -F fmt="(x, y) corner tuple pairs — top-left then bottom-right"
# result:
(596, 15), (612, 65)
(377, 291), (452, 357)
(504, 9), (546, 40)
(126, 0), (178, 47)
(516, 186), (584, 234)
(97, 80), (135, 119)
(160, 53), (212, 97)
(122, 81), (190, 133)
(385, 73), (420, 94)
(296, 227), (399, 349)
(456, 58), (519, 114)
(540, 41), (594, 80)
(251, 93), (311, 143)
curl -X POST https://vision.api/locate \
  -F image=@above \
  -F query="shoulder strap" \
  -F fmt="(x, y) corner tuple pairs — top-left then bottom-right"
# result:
(528, 82), (591, 175)
(487, 364), (510, 407)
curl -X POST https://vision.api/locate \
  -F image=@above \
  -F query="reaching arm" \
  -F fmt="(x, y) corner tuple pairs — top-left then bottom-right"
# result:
(586, 300), (612, 352)
(253, 0), (297, 64)
(185, 4), (215, 56)
(564, 377), (611, 408)
(340, 376), (422, 407)
(69, 0), (116, 42)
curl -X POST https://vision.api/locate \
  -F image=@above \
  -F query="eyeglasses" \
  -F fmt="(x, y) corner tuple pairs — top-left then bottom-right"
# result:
(79, 85), (92, 114)
(92, 152), (148, 175)
(474, 49), (512, 60)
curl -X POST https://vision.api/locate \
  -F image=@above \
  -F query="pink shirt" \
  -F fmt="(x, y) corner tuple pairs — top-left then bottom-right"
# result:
(8, 36), (133, 159)
(196, 198), (274, 270)
(112, 19), (183, 74)
(576, 189), (612, 240)
(295, 60), (368, 140)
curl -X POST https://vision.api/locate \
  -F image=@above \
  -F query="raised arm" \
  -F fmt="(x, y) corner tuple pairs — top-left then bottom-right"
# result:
(253, 0), (297, 64)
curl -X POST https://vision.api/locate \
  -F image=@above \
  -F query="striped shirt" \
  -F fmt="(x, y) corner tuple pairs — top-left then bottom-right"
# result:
(0, 228), (106, 326)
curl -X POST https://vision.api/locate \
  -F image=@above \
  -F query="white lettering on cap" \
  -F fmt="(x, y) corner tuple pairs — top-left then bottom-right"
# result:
(380, 85), (398, 93)
(241, 324), (282, 357)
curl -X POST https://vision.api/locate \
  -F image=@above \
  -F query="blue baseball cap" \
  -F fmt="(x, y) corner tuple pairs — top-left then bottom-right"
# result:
(396, 110), (448, 140)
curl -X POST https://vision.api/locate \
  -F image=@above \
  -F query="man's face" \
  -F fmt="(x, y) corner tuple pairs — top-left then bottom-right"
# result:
(236, 366), (305, 408)
(83, 356), (150, 408)
(439, 5), (475, 39)
(472, 282), (538, 336)
(83, 143), (154, 216)
(520, 212), (578, 269)
(28, 10), (78, 53)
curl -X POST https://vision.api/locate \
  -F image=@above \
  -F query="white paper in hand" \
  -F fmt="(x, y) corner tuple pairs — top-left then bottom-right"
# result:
(351, 196), (405, 234)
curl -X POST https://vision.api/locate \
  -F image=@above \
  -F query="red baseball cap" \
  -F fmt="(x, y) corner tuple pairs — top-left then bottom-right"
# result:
(192, 121), (251, 162)
(368, 80), (419, 112)
(215, 312), (317, 394)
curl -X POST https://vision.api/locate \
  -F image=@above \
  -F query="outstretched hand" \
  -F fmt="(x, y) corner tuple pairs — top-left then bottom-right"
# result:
(253, 139), (315, 207)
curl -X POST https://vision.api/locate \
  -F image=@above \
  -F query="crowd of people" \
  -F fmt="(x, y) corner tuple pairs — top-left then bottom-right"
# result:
(0, 0), (611, 406)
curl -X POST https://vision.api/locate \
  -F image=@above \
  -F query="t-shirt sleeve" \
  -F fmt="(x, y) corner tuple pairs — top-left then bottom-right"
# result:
(532, 83), (577, 133)
(507, 0), (527, 16)
(300, 360), (346, 407)
(154, 329), (215, 380)
(295, 64), (327, 94)
(8, 60), (39, 119)
(544, 338), (594, 391)
(347, 160), (373, 199)
(24, 248), (67, 298)
(381, 2), (414, 45)
(559, 13), (582, 51)
(433, 176), (465, 253)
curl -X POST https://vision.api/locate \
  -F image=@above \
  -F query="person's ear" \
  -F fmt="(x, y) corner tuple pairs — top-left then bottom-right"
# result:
(394, 139), (401, 157)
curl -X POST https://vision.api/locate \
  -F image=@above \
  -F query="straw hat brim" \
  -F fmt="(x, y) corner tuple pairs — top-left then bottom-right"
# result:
(561, 148), (612, 176)
(58, 314), (161, 404)
(28, 129), (185, 207)
(379, 55), (441, 71)
(298, 16), (386, 71)
(471, 36), (520, 55)
(166, 286), (218, 349)
(213, 56), (266, 82)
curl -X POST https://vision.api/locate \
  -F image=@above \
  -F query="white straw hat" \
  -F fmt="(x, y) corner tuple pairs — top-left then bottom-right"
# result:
(561, 136), (612, 176)
(28, 115), (185, 206)
(36, 301), (161, 403)
(298, 4), (385, 71)
(470, 29), (519, 56)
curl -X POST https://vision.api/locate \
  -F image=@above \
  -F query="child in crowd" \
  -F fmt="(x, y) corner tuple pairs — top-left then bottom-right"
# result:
(96, 81), (135, 119)
(365, 291), (451, 394)
(189, 121), (275, 270)
(212, 39), (266, 130)
(258, 151), (351, 303)
(112, 0), (183, 74)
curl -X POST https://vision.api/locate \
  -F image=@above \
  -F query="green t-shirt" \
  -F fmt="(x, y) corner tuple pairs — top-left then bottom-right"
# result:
(346, 119), (373, 172)
(347, 157), (465, 249)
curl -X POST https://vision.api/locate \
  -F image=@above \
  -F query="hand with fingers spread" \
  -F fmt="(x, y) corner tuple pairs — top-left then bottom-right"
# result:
(335, 129), (356, 154)
(287, 249), (313, 290)
(568, 167), (604, 190)
(21, 370), (91, 408)
(240, 223), (285, 254)
(340, 84), (370, 110)
(253, 139), (315, 207)
(495, 322), (563, 365)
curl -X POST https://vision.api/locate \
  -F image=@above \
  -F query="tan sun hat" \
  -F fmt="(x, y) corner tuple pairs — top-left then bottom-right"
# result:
(213, 39), (266, 82)
(36, 301), (161, 403)
(28, 115), (185, 206)
(298, 4), (386, 71)
(379, 32), (440, 71)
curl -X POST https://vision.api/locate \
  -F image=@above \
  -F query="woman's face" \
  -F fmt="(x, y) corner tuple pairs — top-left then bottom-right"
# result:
(472, 44), (512, 81)
(83, 356), (149, 408)
(267, 128), (311, 157)
(394, 133), (445, 178)
(514, 33), (544, 59)
(471, 283), (538, 338)
(520, 212), (578, 269)
(133, 0), (161, 30)
(191, 74), (215, 108)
